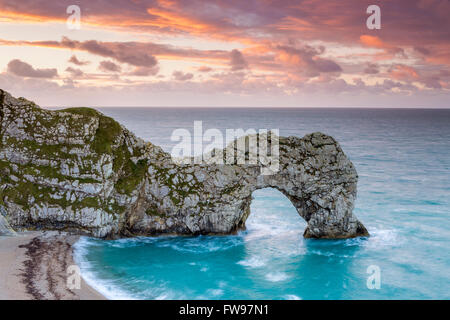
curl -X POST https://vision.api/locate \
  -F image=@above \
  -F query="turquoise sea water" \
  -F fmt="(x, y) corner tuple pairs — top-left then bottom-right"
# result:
(73, 108), (450, 300)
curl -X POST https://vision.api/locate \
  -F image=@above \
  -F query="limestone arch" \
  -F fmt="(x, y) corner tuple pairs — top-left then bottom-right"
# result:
(228, 132), (369, 239)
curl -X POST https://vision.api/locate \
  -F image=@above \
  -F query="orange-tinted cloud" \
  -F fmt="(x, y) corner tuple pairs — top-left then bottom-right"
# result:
(360, 35), (386, 49)
(389, 64), (419, 81)
(359, 35), (405, 59)
(0, 0), (449, 105)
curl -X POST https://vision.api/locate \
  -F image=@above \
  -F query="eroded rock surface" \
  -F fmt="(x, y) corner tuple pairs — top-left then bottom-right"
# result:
(0, 89), (368, 239)
(0, 214), (16, 236)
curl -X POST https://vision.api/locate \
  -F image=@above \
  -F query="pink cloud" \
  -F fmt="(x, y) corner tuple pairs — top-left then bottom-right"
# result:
(98, 60), (121, 73)
(198, 66), (213, 72)
(65, 67), (84, 77)
(172, 71), (193, 81)
(0, 0), (448, 106)
(68, 55), (90, 66)
(276, 45), (342, 77)
(389, 64), (419, 81)
(7, 59), (57, 78)
(230, 49), (248, 71)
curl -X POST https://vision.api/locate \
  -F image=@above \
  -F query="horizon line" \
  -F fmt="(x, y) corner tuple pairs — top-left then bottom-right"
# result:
(44, 106), (450, 110)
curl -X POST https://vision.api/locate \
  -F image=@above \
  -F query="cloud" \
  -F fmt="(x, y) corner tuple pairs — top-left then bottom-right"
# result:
(276, 45), (342, 77)
(1, 0), (449, 49)
(198, 66), (213, 72)
(359, 35), (405, 58)
(413, 47), (431, 56)
(0, 0), (448, 106)
(230, 49), (248, 71)
(65, 67), (84, 77)
(173, 71), (193, 81)
(1, 37), (241, 69)
(7, 59), (57, 78)
(128, 66), (160, 76)
(418, 70), (450, 89)
(0, 37), (229, 66)
(98, 61), (122, 73)
(1, 68), (448, 108)
(389, 64), (419, 81)
(364, 63), (379, 74)
(60, 38), (159, 68)
(359, 35), (385, 49)
(68, 55), (90, 66)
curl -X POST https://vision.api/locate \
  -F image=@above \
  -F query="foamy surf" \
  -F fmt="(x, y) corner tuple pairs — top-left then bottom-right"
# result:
(73, 237), (139, 300)
(265, 272), (289, 282)
(237, 256), (266, 268)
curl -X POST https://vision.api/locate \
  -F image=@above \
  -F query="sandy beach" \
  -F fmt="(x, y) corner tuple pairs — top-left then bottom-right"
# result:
(0, 231), (106, 300)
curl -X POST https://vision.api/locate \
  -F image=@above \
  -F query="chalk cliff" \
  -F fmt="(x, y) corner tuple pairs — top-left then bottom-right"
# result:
(0, 89), (368, 238)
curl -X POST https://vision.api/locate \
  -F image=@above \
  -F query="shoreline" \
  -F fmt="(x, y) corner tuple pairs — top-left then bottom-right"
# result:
(0, 231), (106, 300)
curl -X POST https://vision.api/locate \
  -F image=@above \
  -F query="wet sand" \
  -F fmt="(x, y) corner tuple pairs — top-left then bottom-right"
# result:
(0, 231), (105, 300)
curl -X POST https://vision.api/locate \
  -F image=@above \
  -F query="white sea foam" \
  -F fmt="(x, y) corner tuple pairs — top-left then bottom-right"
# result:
(73, 237), (140, 300)
(344, 227), (403, 249)
(237, 256), (266, 268)
(265, 272), (289, 282)
(284, 294), (302, 300)
(367, 228), (402, 246)
(207, 289), (224, 297)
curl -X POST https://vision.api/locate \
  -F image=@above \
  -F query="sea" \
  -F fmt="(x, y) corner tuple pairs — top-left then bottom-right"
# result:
(71, 107), (450, 300)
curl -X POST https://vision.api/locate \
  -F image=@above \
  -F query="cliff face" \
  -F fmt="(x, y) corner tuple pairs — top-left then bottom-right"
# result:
(0, 89), (156, 237)
(0, 89), (368, 239)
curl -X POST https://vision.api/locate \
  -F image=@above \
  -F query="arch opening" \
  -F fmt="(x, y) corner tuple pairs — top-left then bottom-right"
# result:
(244, 187), (307, 237)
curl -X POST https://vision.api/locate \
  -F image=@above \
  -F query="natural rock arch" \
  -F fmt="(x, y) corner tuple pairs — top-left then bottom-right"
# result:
(128, 132), (369, 239)
(0, 89), (368, 239)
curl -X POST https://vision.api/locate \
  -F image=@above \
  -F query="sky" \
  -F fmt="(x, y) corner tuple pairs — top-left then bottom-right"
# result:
(0, 0), (449, 107)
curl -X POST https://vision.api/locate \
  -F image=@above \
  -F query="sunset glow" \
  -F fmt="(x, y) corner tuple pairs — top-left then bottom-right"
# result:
(0, 0), (449, 107)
